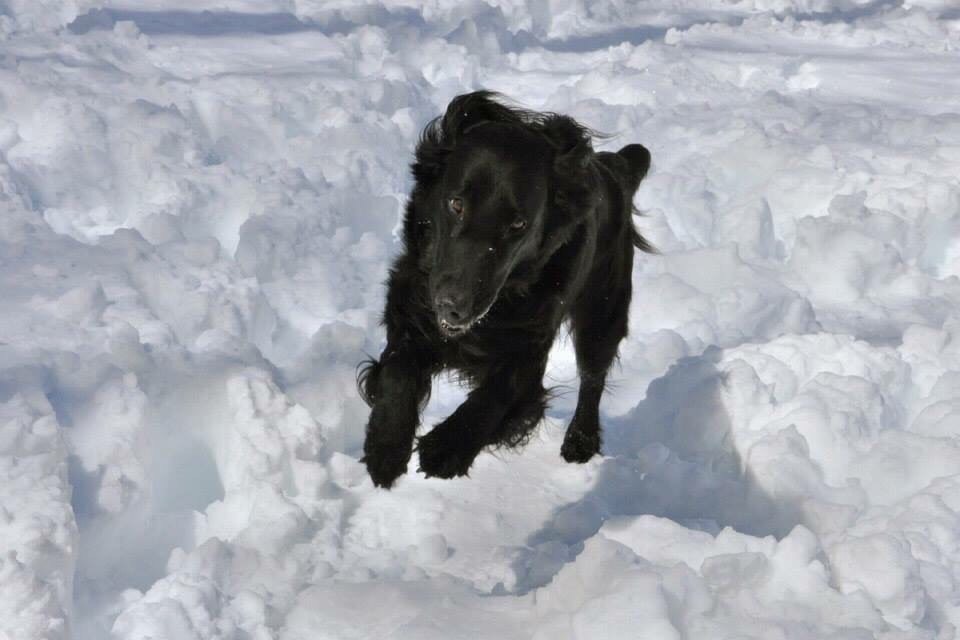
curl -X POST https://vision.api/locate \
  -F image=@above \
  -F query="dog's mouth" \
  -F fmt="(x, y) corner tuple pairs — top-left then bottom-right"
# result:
(437, 300), (496, 338)
(438, 318), (470, 337)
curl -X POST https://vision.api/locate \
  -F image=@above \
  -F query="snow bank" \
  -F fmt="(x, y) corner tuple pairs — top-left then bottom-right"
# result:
(0, 392), (75, 640)
(1, 0), (960, 638)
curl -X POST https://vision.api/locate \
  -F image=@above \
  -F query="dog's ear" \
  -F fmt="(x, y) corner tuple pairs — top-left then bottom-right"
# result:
(440, 91), (517, 141)
(542, 115), (593, 175)
(413, 91), (516, 181)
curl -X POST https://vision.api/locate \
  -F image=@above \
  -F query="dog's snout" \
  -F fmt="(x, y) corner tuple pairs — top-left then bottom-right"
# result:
(435, 294), (468, 324)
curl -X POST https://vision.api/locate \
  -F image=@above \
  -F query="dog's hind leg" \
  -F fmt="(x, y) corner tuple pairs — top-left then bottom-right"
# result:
(418, 351), (549, 478)
(561, 271), (632, 463)
(489, 357), (550, 448)
(494, 392), (548, 448)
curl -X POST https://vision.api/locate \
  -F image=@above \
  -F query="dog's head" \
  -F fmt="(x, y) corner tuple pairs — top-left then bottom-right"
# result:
(411, 92), (596, 338)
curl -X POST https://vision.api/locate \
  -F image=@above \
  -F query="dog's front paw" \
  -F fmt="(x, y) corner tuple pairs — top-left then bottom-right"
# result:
(362, 441), (411, 488)
(417, 420), (481, 479)
(362, 404), (416, 488)
(560, 421), (601, 463)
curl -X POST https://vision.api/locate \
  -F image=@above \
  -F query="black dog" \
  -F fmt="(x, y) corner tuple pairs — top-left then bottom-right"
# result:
(358, 91), (654, 488)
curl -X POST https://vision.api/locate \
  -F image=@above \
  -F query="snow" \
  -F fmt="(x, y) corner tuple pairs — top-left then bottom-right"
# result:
(1, 0), (959, 638)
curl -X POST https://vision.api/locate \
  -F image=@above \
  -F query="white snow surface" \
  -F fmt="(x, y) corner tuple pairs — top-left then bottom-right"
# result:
(1, 0), (960, 638)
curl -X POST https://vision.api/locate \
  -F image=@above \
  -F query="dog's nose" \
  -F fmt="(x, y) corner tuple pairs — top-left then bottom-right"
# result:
(435, 295), (467, 325)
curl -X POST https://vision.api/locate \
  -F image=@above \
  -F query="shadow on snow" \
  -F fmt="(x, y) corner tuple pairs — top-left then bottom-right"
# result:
(509, 347), (804, 594)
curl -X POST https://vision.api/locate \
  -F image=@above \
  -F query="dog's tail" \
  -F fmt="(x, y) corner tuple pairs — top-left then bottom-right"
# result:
(615, 144), (658, 254)
(617, 144), (651, 193)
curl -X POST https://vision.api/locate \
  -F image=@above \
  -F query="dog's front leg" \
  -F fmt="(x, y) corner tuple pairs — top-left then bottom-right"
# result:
(361, 341), (434, 488)
(418, 353), (547, 479)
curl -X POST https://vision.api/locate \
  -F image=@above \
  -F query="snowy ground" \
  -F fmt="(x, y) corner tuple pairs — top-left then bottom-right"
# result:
(1, 0), (960, 638)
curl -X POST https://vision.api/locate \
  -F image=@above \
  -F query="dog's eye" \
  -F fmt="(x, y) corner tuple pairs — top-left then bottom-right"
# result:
(448, 197), (464, 216)
(510, 218), (527, 232)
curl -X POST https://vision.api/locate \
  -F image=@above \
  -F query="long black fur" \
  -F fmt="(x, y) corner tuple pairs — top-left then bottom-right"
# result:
(358, 91), (654, 488)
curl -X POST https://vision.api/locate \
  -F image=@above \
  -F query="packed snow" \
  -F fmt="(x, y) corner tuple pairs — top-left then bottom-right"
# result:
(1, 0), (960, 638)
